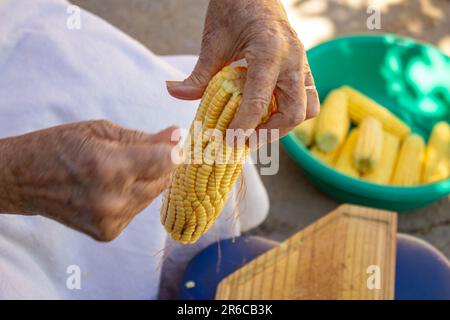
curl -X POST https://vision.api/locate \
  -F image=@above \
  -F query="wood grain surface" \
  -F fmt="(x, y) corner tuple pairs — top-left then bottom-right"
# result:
(216, 204), (397, 300)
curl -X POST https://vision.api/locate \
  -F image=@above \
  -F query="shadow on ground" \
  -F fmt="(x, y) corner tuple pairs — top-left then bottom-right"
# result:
(286, 0), (450, 54)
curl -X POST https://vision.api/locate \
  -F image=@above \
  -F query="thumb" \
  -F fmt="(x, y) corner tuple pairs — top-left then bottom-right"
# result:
(125, 143), (180, 180)
(166, 54), (222, 101)
(147, 126), (181, 145)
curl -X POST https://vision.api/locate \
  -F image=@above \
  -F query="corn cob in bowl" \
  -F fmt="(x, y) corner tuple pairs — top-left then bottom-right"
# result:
(353, 117), (383, 174)
(282, 35), (450, 211)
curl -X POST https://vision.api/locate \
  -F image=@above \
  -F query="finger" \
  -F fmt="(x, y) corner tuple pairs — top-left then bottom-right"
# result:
(131, 175), (172, 208)
(254, 109), (302, 147)
(228, 57), (280, 132)
(123, 143), (180, 180)
(256, 69), (307, 142)
(97, 122), (180, 145)
(119, 175), (172, 228)
(303, 55), (320, 119)
(119, 126), (181, 145)
(145, 126), (182, 145)
(92, 175), (173, 241)
(305, 87), (320, 120)
(166, 38), (224, 100)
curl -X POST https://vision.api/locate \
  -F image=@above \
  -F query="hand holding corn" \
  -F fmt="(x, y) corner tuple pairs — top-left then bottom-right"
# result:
(166, 0), (320, 144)
(162, 67), (274, 244)
(0, 121), (180, 241)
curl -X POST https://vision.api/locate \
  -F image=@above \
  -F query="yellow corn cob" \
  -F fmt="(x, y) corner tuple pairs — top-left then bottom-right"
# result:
(353, 117), (383, 173)
(340, 86), (410, 139)
(310, 144), (343, 166)
(422, 121), (450, 184)
(391, 134), (425, 186)
(293, 117), (317, 147)
(362, 132), (400, 184)
(334, 129), (360, 178)
(161, 66), (273, 244)
(315, 89), (350, 152)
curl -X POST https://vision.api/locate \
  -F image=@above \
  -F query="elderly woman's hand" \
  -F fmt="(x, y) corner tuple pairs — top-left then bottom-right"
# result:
(0, 121), (180, 241)
(166, 0), (319, 142)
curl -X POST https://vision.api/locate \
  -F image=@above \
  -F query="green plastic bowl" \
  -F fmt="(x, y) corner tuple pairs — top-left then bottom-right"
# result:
(282, 34), (450, 212)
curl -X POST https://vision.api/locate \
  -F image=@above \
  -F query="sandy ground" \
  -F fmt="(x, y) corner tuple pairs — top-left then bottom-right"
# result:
(70, 0), (450, 258)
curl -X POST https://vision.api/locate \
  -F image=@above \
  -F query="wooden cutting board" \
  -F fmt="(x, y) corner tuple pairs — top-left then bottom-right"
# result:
(216, 204), (397, 300)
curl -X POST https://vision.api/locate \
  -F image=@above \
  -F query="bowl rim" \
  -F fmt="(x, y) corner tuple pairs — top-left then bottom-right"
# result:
(306, 33), (449, 61)
(283, 34), (450, 199)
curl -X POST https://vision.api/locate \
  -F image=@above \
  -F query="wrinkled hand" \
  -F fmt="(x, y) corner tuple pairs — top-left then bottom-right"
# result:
(166, 0), (319, 142)
(0, 120), (180, 241)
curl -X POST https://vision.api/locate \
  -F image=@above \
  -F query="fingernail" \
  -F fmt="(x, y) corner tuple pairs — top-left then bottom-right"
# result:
(166, 80), (183, 88)
(166, 80), (199, 91)
(166, 81), (203, 97)
(159, 126), (181, 143)
(171, 128), (182, 142)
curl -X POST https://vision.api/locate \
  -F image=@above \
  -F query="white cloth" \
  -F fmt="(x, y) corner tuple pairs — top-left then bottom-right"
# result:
(0, 0), (269, 299)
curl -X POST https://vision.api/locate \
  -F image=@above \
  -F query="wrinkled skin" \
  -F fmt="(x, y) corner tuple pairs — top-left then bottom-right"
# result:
(167, 0), (320, 144)
(0, 121), (180, 241)
(0, 0), (319, 242)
